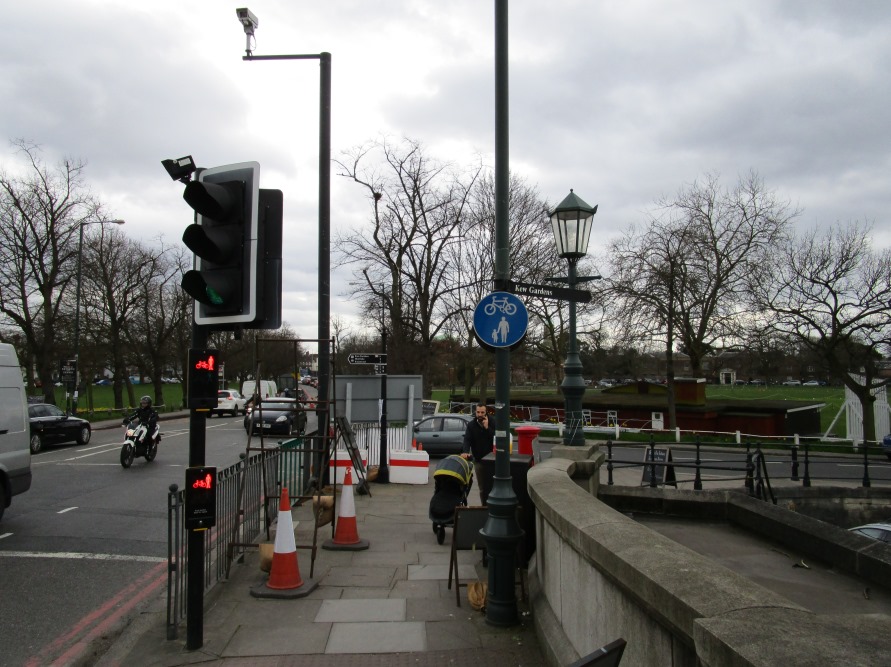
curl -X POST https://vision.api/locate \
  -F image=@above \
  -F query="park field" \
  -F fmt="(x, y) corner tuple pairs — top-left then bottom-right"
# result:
(433, 384), (849, 437)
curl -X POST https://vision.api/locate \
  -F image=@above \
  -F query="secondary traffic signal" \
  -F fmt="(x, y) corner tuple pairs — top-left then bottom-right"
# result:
(185, 466), (217, 530)
(187, 348), (221, 410)
(181, 162), (260, 326)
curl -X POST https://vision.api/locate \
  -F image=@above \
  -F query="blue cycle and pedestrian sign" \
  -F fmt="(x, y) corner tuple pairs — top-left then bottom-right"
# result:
(473, 291), (528, 351)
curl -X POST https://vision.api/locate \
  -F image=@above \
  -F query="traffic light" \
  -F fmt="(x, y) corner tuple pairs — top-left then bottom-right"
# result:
(181, 162), (260, 326)
(185, 466), (217, 530)
(187, 348), (220, 409)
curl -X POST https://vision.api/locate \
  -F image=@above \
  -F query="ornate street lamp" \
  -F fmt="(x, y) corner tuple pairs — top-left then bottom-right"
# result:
(550, 190), (597, 445)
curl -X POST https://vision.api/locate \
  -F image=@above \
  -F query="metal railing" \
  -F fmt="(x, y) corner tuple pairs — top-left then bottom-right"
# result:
(347, 423), (411, 467)
(166, 446), (289, 639)
(604, 437), (890, 493)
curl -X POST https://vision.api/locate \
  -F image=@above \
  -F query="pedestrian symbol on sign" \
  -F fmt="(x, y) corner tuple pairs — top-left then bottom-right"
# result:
(473, 292), (528, 351)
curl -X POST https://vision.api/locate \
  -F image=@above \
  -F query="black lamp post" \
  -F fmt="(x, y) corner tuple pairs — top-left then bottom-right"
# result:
(72, 218), (125, 414)
(550, 190), (597, 446)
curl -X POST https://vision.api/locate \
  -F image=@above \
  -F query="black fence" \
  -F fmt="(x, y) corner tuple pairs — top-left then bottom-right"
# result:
(605, 438), (891, 503)
(166, 445), (305, 639)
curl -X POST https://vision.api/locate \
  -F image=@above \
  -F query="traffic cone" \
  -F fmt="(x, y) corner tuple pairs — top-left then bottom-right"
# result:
(251, 487), (318, 599)
(322, 467), (370, 551)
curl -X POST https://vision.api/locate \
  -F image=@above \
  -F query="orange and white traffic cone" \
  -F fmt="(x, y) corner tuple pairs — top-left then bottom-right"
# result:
(251, 487), (318, 599)
(322, 467), (370, 551)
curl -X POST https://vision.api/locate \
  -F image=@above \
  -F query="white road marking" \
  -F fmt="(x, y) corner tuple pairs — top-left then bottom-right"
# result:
(0, 550), (165, 562)
(0, 533), (12, 540)
(57, 507), (78, 514)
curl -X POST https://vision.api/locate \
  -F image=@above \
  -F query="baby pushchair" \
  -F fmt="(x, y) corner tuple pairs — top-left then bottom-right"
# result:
(429, 454), (474, 544)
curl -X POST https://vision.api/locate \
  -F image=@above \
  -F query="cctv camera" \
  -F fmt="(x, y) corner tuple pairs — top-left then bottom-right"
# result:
(235, 7), (258, 32)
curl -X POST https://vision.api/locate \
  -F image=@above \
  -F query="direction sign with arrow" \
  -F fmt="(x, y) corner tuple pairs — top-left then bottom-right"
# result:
(508, 280), (592, 303)
(348, 353), (387, 365)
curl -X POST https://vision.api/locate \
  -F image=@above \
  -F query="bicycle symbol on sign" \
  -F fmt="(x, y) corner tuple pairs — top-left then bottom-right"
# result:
(483, 294), (517, 316)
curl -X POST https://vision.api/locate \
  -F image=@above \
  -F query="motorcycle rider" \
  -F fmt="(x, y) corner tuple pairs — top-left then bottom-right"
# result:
(123, 395), (159, 449)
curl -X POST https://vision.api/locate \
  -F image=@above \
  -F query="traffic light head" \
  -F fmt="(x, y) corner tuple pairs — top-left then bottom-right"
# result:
(180, 162), (259, 325)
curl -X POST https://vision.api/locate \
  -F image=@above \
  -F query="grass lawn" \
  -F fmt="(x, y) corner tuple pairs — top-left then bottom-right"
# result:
(33, 384), (186, 420)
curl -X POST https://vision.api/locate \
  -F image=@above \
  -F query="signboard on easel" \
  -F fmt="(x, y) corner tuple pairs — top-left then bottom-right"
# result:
(640, 447), (677, 487)
(334, 415), (369, 494)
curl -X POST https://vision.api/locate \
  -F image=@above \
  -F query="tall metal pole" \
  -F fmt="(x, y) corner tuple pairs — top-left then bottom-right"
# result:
(71, 222), (86, 414)
(481, 0), (521, 628)
(186, 323), (208, 650)
(378, 328), (389, 483)
(317, 53), (332, 444)
(562, 258), (586, 446)
(243, 51), (332, 468)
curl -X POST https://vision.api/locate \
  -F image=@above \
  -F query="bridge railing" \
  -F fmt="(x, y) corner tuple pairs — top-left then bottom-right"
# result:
(604, 437), (890, 491)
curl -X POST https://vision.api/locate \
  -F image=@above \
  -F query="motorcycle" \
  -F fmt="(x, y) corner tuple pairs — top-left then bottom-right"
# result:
(120, 418), (160, 468)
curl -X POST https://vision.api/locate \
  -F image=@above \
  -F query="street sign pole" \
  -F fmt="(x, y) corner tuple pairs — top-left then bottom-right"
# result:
(378, 330), (389, 484)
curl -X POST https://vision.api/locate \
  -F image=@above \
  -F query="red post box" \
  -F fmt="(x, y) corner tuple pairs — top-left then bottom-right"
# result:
(516, 425), (540, 457)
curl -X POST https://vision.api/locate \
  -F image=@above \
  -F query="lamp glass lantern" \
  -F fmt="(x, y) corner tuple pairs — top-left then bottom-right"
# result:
(550, 189), (598, 259)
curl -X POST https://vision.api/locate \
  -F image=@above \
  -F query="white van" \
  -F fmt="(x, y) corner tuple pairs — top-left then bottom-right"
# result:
(0, 344), (30, 522)
(241, 380), (278, 402)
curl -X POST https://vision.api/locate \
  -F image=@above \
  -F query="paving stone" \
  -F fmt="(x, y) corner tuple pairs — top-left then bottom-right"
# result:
(325, 621), (426, 654)
(314, 598), (405, 623)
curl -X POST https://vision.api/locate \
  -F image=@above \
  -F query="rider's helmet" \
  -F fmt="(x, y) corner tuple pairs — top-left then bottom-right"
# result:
(140, 395), (152, 409)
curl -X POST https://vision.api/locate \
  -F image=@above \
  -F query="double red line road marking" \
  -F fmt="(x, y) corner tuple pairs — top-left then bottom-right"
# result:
(25, 558), (167, 667)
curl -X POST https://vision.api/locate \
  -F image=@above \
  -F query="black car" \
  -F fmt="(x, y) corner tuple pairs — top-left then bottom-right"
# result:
(244, 397), (307, 436)
(28, 403), (92, 454)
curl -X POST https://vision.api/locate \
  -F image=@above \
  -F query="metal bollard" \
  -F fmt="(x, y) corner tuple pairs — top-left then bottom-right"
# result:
(693, 438), (702, 491)
(745, 445), (754, 495)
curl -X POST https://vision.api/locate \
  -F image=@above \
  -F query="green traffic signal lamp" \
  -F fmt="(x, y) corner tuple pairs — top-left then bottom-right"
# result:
(179, 162), (260, 325)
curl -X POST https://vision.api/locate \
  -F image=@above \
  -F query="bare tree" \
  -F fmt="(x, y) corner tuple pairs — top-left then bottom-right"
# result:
(123, 240), (191, 408)
(609, 171), (797, 377)
(750, 222), (891, 443)
(440, 172), (567, 399)
(335, 138), (481, 395)
(607, 222), (689, 427)
(81, 227), (158, 409)
(0, 141), (105, 403)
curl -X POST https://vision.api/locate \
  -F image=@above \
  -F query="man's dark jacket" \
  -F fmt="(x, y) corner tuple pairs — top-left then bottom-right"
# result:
(462, 418), (495, 462)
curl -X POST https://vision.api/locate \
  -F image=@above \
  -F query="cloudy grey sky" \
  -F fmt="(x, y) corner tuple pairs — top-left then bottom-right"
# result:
(2, 1), (889, 338)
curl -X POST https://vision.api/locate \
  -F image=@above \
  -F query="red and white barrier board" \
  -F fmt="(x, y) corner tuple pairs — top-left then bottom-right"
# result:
(328, 450), (367, 484)
(388, 449), (429, 484)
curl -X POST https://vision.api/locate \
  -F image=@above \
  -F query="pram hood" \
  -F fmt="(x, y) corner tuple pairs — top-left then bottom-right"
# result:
(433, 454), (472, 487)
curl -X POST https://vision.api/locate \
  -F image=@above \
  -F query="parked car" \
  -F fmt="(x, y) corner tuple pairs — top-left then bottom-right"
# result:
(28, 403), (91, 454)
(598, 379), (615, 388)
(882, 433), (891, 461)
(848, 523), (891, 543)
(781, 380), (802, 386)
(412, 413), (473, 456)
(244, 397), (307, 436)
(214, 389), (247, 417)
(280, 388), (310, 403)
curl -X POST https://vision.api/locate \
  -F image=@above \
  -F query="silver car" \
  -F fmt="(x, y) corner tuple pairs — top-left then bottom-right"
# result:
(412, 414), (472, 456)
(848, 523), (891, 543)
